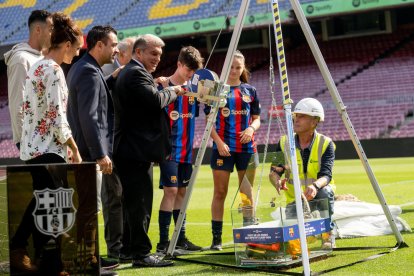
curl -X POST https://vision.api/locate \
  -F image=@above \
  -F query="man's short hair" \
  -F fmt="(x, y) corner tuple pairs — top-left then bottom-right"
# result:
(28, 10), (51, 28)
(86, 25), (117, 51)
(178, 46), (204, 71)
(132, 34), (164, 53)
(118, 37), (136, 53)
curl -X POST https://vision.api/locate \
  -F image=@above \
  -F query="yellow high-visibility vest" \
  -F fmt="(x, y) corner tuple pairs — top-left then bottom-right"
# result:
(280, 132), (336, 204)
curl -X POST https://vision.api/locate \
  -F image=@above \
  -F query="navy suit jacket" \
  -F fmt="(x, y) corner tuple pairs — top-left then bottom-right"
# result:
(113, 59), (177, 162)
(67, 53), (116, 161)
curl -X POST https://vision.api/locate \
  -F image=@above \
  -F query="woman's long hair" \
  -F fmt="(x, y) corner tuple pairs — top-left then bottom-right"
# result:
(234, 50), (250, 83)
(49, 12), (82, 51)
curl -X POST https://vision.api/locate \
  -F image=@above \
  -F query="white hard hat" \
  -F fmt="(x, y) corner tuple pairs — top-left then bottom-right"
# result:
(293, 98), (325, 122)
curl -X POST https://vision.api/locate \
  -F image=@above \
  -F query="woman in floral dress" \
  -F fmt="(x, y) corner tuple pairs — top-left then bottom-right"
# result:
(20, 12), (83, 164)
(10, 13), (83, 275)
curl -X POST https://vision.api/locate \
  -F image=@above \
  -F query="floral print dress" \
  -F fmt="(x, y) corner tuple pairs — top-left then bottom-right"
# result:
(20, 59), (72, 161)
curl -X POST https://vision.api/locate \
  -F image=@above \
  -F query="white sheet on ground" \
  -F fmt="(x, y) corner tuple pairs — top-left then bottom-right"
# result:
(333, 201), (411, 238)
(269, 202), (411, 238)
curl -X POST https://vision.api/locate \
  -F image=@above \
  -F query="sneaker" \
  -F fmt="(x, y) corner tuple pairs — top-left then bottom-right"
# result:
(10, 248), (38, 272)
(100, 257), (119, 270)
(176, 237), (202, 251)
(210, 235), (222, 251)
(156, 241), (169, 253)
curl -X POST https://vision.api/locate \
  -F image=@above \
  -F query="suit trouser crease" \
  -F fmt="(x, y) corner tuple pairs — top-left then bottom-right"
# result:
(101, 169), (123, 255)
(114, 157), (153, 259)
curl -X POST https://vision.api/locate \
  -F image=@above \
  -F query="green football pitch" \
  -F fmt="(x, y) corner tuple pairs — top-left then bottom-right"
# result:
(101, 157), (414, 275)
(1, 157), (413, 275)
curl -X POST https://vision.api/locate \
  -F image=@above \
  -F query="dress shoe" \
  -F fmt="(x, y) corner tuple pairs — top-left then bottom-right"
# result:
(119, 253), (133, 263)
(100, 257), (119, 270)
(132, 254), (173, 267)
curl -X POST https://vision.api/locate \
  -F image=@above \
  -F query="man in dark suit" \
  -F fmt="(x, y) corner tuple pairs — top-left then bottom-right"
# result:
(66, 25), (120, 274)
(112, 34), (184, 267)
(101, 36), (136, 262)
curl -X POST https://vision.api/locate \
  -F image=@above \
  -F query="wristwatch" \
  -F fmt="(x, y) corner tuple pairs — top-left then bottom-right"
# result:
(312, 182), (321, 191)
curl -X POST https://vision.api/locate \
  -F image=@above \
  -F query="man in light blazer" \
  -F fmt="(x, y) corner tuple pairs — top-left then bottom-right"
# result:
(67, 25), (119, 273)
(112, 34), (184, 268)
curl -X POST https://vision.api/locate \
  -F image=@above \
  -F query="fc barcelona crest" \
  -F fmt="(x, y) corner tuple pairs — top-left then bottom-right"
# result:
(171, 175), (177, 183)
(32, 188), (76, 238)
(289, 227), (294, 237)
(217, 159), (224, 166)
(188, 96), (195, 105)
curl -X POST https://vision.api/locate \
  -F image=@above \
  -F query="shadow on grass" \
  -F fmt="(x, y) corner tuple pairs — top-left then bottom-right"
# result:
(172, 250), (306, 275)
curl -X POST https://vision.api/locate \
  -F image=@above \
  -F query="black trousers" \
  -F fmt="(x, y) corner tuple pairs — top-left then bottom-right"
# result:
(113, 156), (153, 259)
(101, 167), (123, 255)
(11, 153), (66, 252)
(73, 163), (98, 260)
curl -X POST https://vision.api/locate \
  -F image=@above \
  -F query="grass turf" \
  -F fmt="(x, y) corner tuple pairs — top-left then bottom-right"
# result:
(98, 157), (414, 275)
(0, 157), (412, 275)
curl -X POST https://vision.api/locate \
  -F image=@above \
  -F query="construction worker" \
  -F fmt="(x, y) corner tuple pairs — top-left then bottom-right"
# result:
(269, 98), (335, 248)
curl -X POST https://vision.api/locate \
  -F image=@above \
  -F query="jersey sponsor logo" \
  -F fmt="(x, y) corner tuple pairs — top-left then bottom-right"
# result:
(216, 159), (224, 166)
(242, 94), (252, 103)
(33, 188), (76, 238)
(231, 109), (248, 116)
(170, 175), (177, 183)
(169, 110), (194, 121)
(221, 107), (230, 117)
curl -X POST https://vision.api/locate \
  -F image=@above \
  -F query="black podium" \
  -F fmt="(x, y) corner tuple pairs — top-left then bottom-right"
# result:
(6, 163), (100, 275)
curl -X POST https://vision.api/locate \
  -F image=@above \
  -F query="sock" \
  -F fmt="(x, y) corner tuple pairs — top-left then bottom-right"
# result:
(158, 210), (172, 243)
(173, 209), (186, 240)
(211, 220), (223, 237)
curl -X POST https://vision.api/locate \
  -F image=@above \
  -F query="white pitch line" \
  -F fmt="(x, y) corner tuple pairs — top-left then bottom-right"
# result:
(381, 180), (414, 187)
(400, 201), (414, 207)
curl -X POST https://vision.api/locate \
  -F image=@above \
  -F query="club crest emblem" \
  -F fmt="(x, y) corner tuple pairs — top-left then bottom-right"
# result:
(33, 188), (76, 238)
(171, 176), (177, 183)
(289, 227), (294, 237)
(188, 96), (195, 105)
(242, 94), (252, 103)
(217, 159), (224, 166)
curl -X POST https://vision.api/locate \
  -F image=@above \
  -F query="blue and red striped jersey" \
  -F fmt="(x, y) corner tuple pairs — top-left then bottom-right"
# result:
(158, 82), (199, 163)
(205, 83), (261, 153)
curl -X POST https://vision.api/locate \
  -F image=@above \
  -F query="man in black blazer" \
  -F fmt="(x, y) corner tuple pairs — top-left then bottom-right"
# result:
(112, 34), (184, 267)
(101, 36), (136, 262)
(67, 25), (120, 273)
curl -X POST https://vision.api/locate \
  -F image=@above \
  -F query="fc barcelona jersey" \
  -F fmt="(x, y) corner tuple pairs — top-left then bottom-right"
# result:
(205, 83), (261, 153)
(158, 82), (199, 163)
